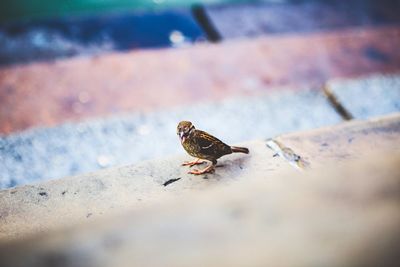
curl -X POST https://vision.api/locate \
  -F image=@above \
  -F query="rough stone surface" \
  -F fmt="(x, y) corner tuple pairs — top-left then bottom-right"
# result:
(0, 89), (341, 189)
(0, 139), (277, 241)
(1, 26), (400, 134)
(206, 0), (400, 38)
(0, 150), (399, 267)
(276, 113), (400, 168)
(0, 113), (399, 241)
(327, 74), (400, 119)
(3, 73), (400, 189)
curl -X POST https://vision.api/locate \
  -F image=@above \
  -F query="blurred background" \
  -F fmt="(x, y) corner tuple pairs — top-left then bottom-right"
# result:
(0, 0), (400, 189)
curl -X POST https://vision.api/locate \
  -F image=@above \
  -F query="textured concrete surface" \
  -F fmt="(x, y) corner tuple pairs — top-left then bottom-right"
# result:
(1, 26), (400, 134)
(275, 113), (400, 168)
(0, 113), (399, 241)
(2, 73), (400, 189)
(0, 144), (399, 266)
(0, 139), (271, 241)
(0, 89), (341, 189)
(327, 74), (400, 119)
(206, 0), (400, 38)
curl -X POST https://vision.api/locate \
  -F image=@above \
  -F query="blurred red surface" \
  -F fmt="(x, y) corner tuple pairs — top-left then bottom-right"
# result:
(1, 26), (400, 134)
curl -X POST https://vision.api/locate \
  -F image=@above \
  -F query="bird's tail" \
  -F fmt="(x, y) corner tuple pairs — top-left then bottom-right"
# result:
(231, 146), (249, 154)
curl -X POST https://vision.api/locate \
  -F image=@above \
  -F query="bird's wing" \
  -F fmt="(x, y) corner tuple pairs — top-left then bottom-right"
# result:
(196, 131), (216, 151)
(196, 130), (231, 156)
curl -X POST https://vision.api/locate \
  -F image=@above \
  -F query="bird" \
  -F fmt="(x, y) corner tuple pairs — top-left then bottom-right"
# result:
(177, 121), (249, 175)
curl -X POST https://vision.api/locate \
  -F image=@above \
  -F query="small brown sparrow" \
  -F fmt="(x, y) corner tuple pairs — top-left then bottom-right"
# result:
(177, 121), (249, 175)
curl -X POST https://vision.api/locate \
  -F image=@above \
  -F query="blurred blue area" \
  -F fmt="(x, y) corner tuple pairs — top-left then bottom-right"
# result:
(0, 9), (205, 65)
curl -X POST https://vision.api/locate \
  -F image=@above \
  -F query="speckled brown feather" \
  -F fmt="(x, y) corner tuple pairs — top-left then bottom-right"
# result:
(182, 129), (232, 163)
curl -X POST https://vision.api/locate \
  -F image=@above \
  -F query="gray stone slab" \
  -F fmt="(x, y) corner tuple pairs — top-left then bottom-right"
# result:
(0, 139), (278, 240)
(1, 147), (399, 267)
(206, 0), (400, 39)
(0, 89), (341, 189)
(327, 74), (400, 119)
(1, 113), (399, 241)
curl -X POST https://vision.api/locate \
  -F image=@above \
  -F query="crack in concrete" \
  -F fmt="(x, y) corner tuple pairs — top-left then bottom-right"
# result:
(266, 139), (309, 170)
(163, 178), (181, 187)
(322, 83), (354, 121)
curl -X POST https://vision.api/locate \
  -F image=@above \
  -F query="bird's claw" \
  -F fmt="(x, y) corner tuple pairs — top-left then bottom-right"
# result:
(188, 167), (215, 175)
(182, 160), (205, 167)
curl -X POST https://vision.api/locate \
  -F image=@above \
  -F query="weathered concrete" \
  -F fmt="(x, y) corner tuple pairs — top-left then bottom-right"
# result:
(0, 150), (399, 267)
(275, 113), (400, 168)
(206, 0), (400, 38)
(0, 139), (279, 241)
(3, 73), (400, 189)
(1, 26), (400, 134)
(1, 113), (399, 242)
(326, 74), (400, 119)
(0, 89), (341, 189)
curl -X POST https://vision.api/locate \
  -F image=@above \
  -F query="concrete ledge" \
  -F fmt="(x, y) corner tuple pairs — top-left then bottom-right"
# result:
(2, 73), (400, 189)
(206, 0), (400, 38)
(0, 148), (399, 267)
(326, 74), (400, 119)
(1, 113), (399, 242)
(0, 88), (341, 189)
(1, 26), (400, 134)
(274, 112), (400, 168)
(0, 139), (271, 240)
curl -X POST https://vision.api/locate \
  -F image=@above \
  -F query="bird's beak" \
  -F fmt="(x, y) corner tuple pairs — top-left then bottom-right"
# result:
(179, 131), (186, 144)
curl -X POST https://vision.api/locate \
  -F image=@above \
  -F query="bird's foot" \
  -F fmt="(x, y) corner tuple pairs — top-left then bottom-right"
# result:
(182, 159), (205, 167)
(188, 165), (215, 175)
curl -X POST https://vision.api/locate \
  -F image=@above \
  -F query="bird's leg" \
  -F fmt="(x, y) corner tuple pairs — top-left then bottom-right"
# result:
(182, 158), (205, 167)
(188, 162), (215, 175)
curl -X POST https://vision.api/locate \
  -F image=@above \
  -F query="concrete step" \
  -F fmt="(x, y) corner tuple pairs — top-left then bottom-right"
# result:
(1, 73), (400, 189)
(1, 26), (400, 135)
(206, 0), (400, 38)
(326, 74), (400, 119)
(0, 113), (399, 267)
(0, 87), (341, 189)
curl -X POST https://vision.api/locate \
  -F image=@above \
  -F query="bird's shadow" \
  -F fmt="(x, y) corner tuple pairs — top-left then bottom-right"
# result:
(181, 154), (250, 181)
(211, 155), (251, 180)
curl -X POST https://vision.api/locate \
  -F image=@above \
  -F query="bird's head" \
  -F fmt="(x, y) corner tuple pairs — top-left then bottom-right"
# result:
(177, 121), (195, 144)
